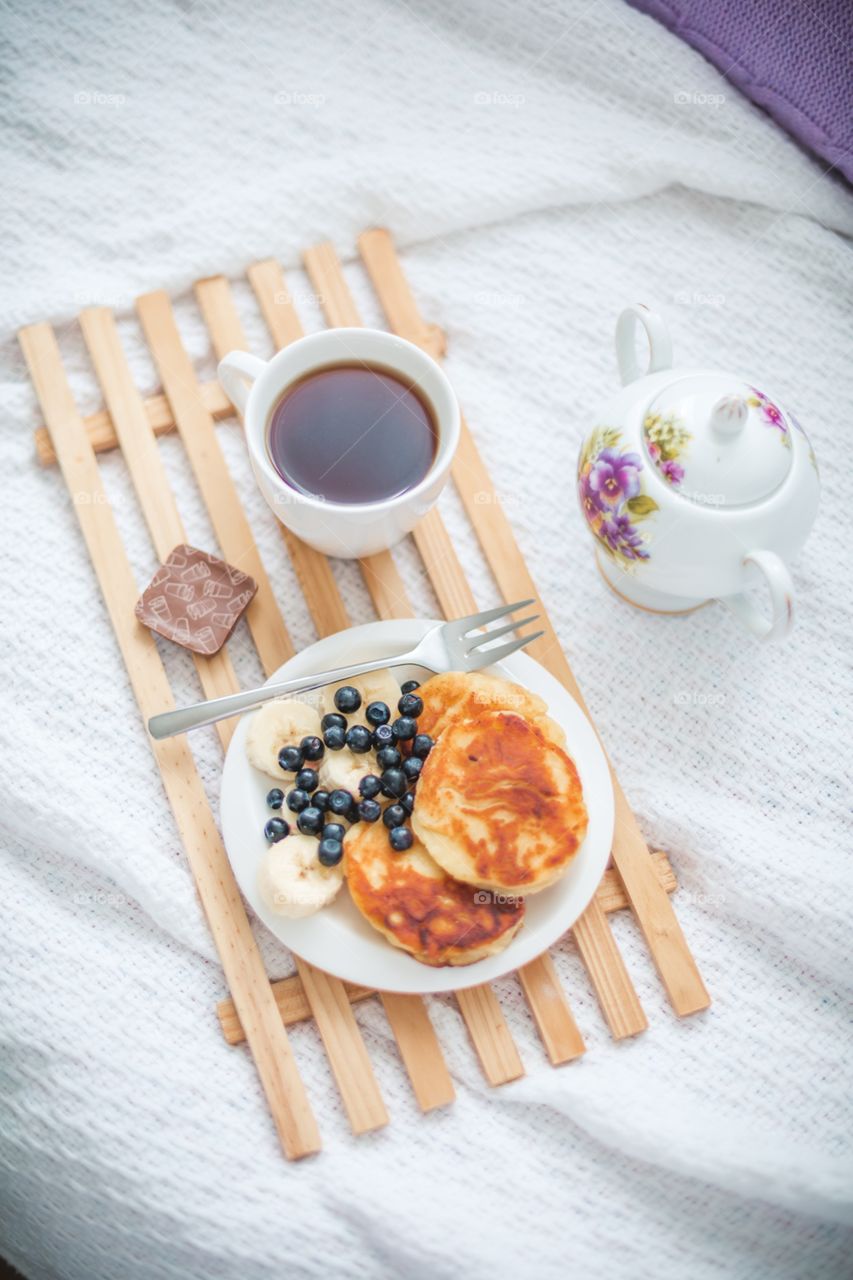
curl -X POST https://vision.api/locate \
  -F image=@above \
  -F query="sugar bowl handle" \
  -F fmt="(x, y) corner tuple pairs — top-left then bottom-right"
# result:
(720, 550), (795, 642)
(218, 350), (266, 418)
(615, 305), (674, 386)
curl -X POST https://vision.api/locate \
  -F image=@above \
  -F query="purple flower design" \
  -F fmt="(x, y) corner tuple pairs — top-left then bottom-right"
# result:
(587, 447), (643, 508)
(578, 471), (604, 523)
(749, 387), (789, 435)
(600, 513), (649, 560)
(661, 458), (684, 486)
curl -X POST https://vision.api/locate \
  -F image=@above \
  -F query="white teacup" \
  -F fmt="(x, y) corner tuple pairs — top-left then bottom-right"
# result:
(218, 328), (460, 559)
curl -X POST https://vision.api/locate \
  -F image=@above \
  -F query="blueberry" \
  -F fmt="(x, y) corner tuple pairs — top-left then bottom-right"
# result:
(321, 712), (347, 733)
(397, 692), (424, 718)
(411, 733), (433, 760)
(334, 685), (361, 714)
(392, 716), (418, 742)
(359, 774), (382, 800)
(264, 816), (290, 842)
(377, 745), (402, 771)
(278, 745), (304, 772)
(400, 792), (414, 816)
(380, 768), (407, 799)
(323, 724), (347, 751)
(357, 798), (382, 823)
(300, 735), (324, 762)
(346, 800), (361, 825)
(323, 821), (346, 843)
(318, 837), (343, 867)
(345, 724), (372, 754)
(328, 788), (354, 816)
(286, 788), (311, 814)
(402, 756), (423, 782)
(312, 788), (330, 813)
(295, 768), (319, 793)
(400, 679), (421, 694)
(371, 723), (395, 749)
(266, 788), (285, 810)
(297, 806), (324, 836)
(389, 826), (413, 852)
(365, 700), (391, 726)
(382, 803), (406, 829)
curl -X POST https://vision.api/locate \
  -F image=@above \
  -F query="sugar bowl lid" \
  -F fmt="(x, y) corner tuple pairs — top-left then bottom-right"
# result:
(641, 374), (793, 508)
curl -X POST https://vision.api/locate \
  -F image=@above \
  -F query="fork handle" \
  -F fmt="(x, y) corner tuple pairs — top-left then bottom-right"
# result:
(147, 653), (417, 740)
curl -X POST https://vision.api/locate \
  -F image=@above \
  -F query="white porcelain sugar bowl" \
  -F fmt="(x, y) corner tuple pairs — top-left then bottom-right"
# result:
(576, 306), (819, 641)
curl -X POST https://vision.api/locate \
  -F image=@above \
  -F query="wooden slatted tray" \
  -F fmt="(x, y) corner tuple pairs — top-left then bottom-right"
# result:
(21, 229), (710, 1159)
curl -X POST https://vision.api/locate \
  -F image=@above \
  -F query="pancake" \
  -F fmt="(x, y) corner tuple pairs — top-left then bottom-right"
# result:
(417, 671), (566, 749)
(345, 819), (524, 966)
(412, 710), (588, 894)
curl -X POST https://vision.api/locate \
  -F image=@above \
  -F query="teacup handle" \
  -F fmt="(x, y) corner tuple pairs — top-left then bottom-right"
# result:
(720, 550), (794, 642)
(615, 305), (673, 386)
(218, 350), (266, 417)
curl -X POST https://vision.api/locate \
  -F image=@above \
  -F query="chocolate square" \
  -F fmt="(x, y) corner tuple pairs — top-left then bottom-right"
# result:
(135, 544), (257, 656)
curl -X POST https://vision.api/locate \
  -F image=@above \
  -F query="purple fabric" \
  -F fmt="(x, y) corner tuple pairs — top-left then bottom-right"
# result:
(626, 0), (853, 184)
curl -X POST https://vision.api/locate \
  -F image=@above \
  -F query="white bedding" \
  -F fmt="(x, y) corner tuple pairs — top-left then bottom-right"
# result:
(1, 2), (851, 1277)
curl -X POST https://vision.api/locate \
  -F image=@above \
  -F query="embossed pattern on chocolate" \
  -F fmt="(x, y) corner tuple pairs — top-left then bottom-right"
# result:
(135, 544), (257, 655)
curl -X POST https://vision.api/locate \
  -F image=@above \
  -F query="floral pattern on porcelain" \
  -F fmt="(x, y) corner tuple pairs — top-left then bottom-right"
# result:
(642, 411), (690, 487)
(747, 386), (791, 448)
(578, 427), (658, 569)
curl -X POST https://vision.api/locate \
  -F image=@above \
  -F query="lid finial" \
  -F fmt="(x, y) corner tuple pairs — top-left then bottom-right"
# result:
(710, 395), (748, 438)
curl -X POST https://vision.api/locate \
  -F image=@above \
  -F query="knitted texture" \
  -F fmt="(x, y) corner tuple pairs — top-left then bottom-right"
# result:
(1, 2), (852, 1279)
(627, 0), (853, 183)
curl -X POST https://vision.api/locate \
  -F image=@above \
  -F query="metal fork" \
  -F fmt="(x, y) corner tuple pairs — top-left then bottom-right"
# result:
(148, 600), (543, 739)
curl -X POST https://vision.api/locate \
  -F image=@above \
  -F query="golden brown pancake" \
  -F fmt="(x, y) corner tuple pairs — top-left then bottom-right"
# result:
(345, 819), (524, 966)
(417, 671), (566, 749)
(412, 710), (587, 894)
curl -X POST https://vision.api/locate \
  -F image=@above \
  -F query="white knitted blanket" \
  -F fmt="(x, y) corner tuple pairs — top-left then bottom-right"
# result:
(2, 2), (852, 1278)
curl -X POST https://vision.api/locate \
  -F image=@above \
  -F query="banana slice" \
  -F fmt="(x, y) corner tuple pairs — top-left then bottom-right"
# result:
(319, 668), (403, 724)
(258, 832), (343, 918)
(319, 746), (378, 798)
(245, 698), (322, 781)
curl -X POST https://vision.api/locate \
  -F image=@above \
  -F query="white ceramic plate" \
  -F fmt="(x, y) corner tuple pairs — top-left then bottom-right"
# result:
(220, 619), (614, 994)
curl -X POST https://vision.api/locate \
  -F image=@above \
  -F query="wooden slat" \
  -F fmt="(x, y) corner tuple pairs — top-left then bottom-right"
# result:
(305, 239), (596, 1068)
(219, 978), (373, 1045)
(598, 849), (676, 911)
(247, 259), (304, 349)
(34, 379), (232, 467)
(517, 954), (585, 1064)
(136, 289), (388, 1136)
(217, 848), (680, 1045)
(201, 270), (455, 1113)
(358, 227), (710, 1020)
(454, 986), (524, 1085)
(19, 322), (321, 1161)
(78, 307), (239, 751)
(572, 897), (647, 1039)
(136, 290), (293, 678)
